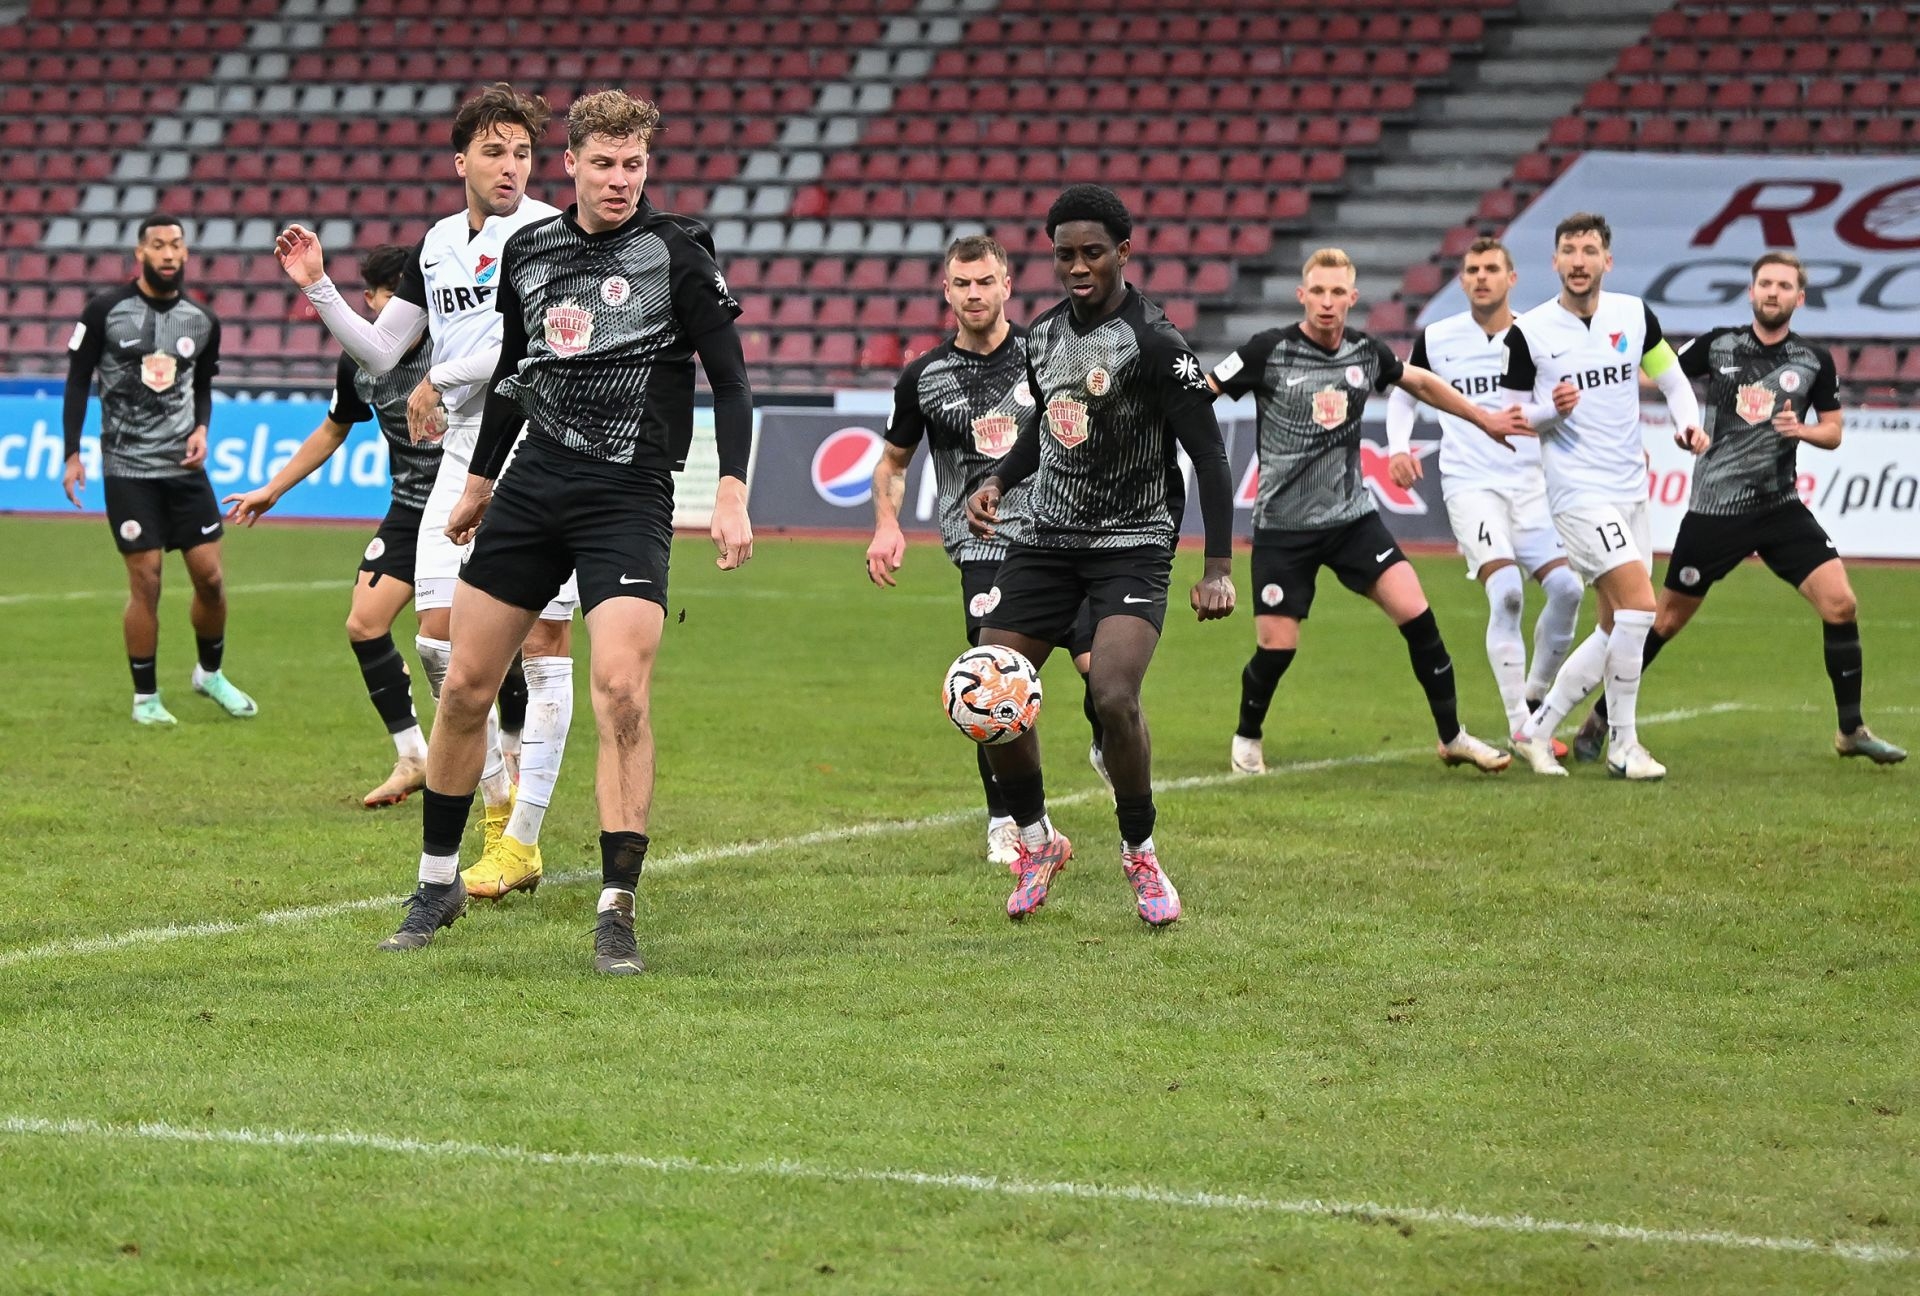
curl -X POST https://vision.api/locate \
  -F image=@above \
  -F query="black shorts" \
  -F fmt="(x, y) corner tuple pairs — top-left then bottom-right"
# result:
(960, 560), (1094, 655)
(1251, 512), (1406, 620)
(359, 502), (424, 587)
(459, 436), (674, 616)
(981, 544), (1173, 643)
(1665, 501), (1838, 596)
(103, 473), (222, 554)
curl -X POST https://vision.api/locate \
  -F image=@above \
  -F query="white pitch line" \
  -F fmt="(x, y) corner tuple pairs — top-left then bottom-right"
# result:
(0, 578), (343, 606)
(0, 703), (1756, 970)
(0, 1113), (1905, 1265)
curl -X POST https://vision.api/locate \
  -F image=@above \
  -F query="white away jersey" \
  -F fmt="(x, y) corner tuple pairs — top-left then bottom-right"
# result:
(1502, 291), (1662, 511)
(399, 198), (562, 440)
(1410, 311), (1543, 498)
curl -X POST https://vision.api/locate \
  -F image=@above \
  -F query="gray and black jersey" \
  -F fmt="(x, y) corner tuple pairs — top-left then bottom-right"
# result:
(326, 343), (441, 513)
(1212, 324), (1404, 532)
(1680, 325), (1840, 517)
(478, 201), (743, 476)
(62, 283), (222, 479)
(884, 328), (1037, 564)
(992, 287), (1228, 553)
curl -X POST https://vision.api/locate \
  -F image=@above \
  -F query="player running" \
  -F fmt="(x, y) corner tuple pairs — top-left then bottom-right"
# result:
(374, 90), (754, 973)
(276, 84), (576, 895)
(1501, 212), (1708, 780)
(1212, 247), (1520, 776)
(222, 245), (444, 804)
(1385, 237), (1585, 751)
(61, 213), (256, 725)
(1572, 252), (1904, 765)
(964, 184), (1236, 927)
(865, 235), (1104, 869)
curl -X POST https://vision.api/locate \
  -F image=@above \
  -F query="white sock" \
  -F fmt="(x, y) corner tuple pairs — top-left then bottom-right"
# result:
(134, 691), (157, 704)
(597, 886), (633, 913)
(480, 708), (511, 809)
(393, 724), (428, 763)
(1124, 835), (1156, 856)
(1525, 627), (1609, 741)
(506, 655), (573, 845)
(418, 850), (460, 886)
(1483, 565), (1529, 734)
(497, 729), (522, 768)
(414, 635), (452, 699)
(192, 663), (217, 685)
(1605, 609), (1655, 752)
(1528, 567), (1584, 702)
(1018, 816), (1053, 853)
(987, 814), (1015, 833)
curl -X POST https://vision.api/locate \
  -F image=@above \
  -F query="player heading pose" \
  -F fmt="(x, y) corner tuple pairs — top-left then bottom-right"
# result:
(1385, 238), (1585, 749)
(965, 184), (1236, 927)
(223, 245), (443, 804)
(62, 213), (255, 724)
(1502, 212), (1707, 780)
(1574, 252), (1903, 765)
(1213, 247), (1520, 775)
(866, 235), (1101, 869)
(276, 83), (577, 896)
(376, 90), (755, 972)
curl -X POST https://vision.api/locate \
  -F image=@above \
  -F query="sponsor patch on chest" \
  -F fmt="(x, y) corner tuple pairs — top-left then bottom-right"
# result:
(972, 413), (1018, 456)
(140, 352), (178, 393)
(1735, 384), (1775, 424)
(544, 300), (593, 357)
(1047, 398), (1089, 448)
(1312, 387), (1349, 429)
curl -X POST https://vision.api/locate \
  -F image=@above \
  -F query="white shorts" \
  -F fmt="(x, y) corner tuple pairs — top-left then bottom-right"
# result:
(415, 421), (578, 620)
(1445, 484), (1566, 579)
(1553, 500), (1652, 583)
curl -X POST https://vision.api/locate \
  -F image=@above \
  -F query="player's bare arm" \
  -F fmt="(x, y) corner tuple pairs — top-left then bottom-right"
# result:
(1397, 364), (1532, 448)
(865, 444), (914, 587)
(223, 418), (353, 526)
(711, 475), (753, 571)
(1776, 405), (1843, 450)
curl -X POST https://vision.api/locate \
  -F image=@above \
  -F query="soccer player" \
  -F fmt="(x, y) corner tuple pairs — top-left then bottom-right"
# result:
(1212, 248), (1520, 776)
(222, 244), (444, 805)
(964, 184), (1235, 927)
(373, 90), (754, 972)
(60, 213), (256, 724)
(1385, 238), (1586, 749)
(865, 235), (1102, 869)
(1572, 252), (1904, 765)
(1501, 212), (1708, 780)
(275, 84), (576, 896)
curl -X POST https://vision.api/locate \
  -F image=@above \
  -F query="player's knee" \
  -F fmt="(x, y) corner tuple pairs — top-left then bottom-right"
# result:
(190, 571), (224, 605)
(127, 572), (162, 608)
(438, 662), (497, 723)
(593, 674), (652, 743)
(1088, 676), (1141, 727)
(1823, 591), (1858, 624)
(344, 610), (386, 641)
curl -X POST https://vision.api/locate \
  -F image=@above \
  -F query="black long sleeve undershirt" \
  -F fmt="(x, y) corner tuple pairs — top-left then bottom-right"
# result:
(986, 414), (1042, 493)
(62, 351), (94, 459)
(1173, 411), (1233, 560)
(693, 319), (752, 482)
(469, 293), (532, 483)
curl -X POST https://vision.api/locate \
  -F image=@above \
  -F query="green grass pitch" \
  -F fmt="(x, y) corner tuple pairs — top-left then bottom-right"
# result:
(2, 514), (1916, 1294)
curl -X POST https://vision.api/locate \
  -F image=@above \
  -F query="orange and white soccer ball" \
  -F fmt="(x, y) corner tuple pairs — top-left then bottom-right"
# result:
(942, 645), (1043, 745)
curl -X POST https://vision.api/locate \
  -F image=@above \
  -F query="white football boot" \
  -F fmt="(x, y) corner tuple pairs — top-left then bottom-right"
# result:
(1514, 729), (1569, 777)
(1230, 734), (1265, 776)
(1607, 742), (1667, 781)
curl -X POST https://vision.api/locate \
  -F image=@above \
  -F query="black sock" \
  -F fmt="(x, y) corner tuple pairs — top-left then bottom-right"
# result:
(1594, 629), (1668, 723)
(601, 830), (650, 892)
(1236, 647), (1296, 739)
(351, 634), (418, 734)
(995, 767), (1047, 827)
(1823, 620), (1864, 734)
(1082, 677), (1105, 750)
(1115, 792), (1156, 847)
(497, 653), (528, 736)
(977, 744), (1008, 818)
(196, 635), (224, 673)
(421, 787), (474, 860)
(129, 656), (157, 695)
(1398, 609), (1459, 743)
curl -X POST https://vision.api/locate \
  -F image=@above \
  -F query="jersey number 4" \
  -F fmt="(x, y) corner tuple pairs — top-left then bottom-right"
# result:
(1477, 522), (1492, 546)
(1595, 521), (1628, 552)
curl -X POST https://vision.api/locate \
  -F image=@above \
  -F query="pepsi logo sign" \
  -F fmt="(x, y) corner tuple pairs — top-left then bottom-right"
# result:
(810, 427), (886, 507)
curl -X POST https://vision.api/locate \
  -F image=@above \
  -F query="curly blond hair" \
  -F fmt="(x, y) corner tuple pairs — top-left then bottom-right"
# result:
(566, 90), (662, 151)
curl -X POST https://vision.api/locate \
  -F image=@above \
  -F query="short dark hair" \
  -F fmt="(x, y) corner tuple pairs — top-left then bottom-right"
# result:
(945, 234), (1008, 271)
(1752, 250), (1807, 290)
(451, 82), (552, 153)
(360, 244), (414, 295)
(1464, 236), (1513, 269)
(137, 213), (185, 241)
(1554, 212), (1611, 249)
(1045, 184), (1132, 244)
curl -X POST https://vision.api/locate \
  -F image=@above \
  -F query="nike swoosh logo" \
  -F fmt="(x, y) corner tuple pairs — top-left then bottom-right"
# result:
(119, 340), (142, 348)
(618, 575), (651, 585)
(1841, 669), (1861, 678)
(1374, 549), (1394, 562)
(1285, 376), (1310, 387)
(200, 523), (220, 534)
(941, 399), (968, 411)
(1825, 540), (1836, 548)
(1719, 366), (1740, 374)
(424, 260), (442, 270)
(1550, 348), (1573, 359)
(1121, 595), (1153, 604)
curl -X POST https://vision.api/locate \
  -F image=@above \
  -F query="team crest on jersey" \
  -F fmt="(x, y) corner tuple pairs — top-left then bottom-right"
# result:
(1735, 384), (1776, 424)
(140, 352), (178, 392)
(475, 254), (498, 286)
(601, 276), (631, 307)
(1173, 353), (1208, 390)
(972, 413), (1018, 456)
(1047, 398), (1090, 447)
(1085, 367), (1110, 397)
(1344, 364), (1365, 387)
(1609, 332), (1629, 354)
(969, 587), (1001, 618)
(544, 300), (594, 357)
(1779, 370), (1801, 393)
(1312, 387), (1349, 429)
(1013, 382), (1035, 408)
(175, 336), (196, 358)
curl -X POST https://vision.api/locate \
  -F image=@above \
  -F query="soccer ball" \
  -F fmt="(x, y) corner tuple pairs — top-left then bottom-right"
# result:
(942, 645), (1043, 745)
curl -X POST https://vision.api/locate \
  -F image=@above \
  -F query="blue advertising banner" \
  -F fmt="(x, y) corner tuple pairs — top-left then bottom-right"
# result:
(0, 393), (407, 520)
